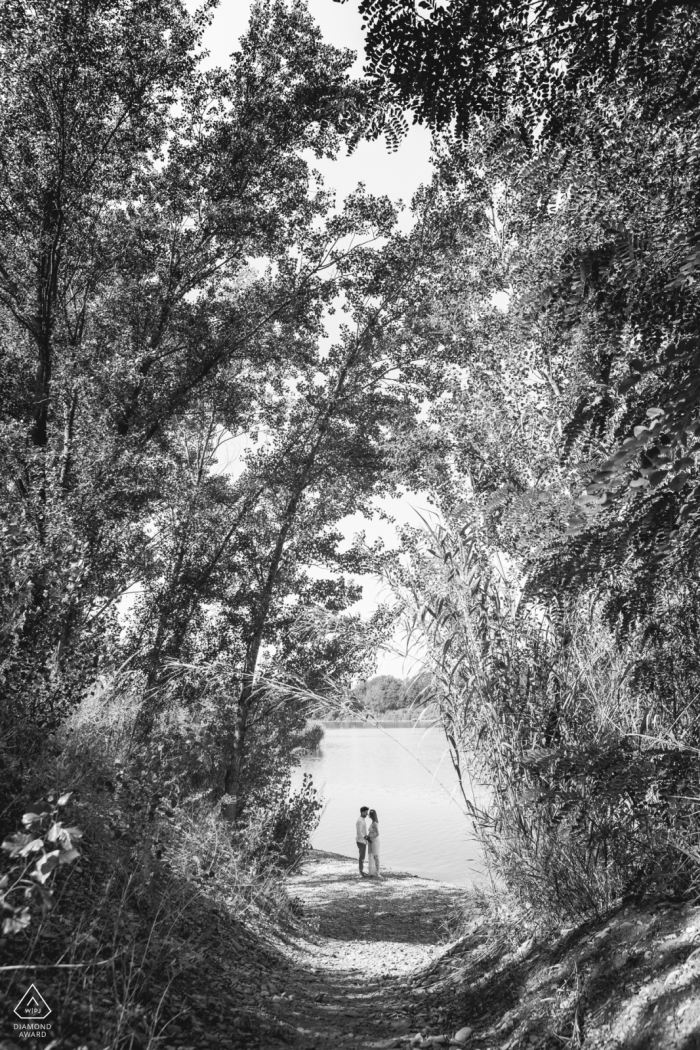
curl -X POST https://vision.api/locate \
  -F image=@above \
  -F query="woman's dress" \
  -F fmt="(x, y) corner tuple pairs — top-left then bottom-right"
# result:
(367, 822), (380, 875)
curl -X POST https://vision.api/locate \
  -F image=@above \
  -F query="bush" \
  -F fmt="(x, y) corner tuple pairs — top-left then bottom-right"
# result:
(1, 792), (82, 935)
(0, 689), (313, 1047)
(243, 773), (322, 871)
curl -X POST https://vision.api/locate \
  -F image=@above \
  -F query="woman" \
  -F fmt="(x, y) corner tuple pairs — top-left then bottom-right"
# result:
(366, 809), (382, 878)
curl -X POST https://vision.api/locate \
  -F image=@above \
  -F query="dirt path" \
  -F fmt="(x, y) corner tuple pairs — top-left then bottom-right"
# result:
(4, 847), (699, 1048)
(264, 849), (471, 1049)
(258, 850), (700, 1050)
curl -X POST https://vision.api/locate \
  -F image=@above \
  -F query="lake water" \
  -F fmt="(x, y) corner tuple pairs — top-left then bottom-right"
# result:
(293, 725), (487, 887)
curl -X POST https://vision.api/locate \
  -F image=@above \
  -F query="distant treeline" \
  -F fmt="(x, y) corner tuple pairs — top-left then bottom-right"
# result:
(332, 672), (436, 720)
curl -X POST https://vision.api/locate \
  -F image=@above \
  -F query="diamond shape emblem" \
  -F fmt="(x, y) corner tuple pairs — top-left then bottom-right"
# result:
(14, 984), (51, 1020)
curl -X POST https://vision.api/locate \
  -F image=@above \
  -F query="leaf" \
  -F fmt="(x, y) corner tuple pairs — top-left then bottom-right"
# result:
(32, 884), (54, 911)
(668, 472), (690, 492)
(2, 908), (31, 935)
(45, 822), (61, 843)
(2, 833), (43, 858)
(58, 848), (81, 866)
(33, 851), (60, 884)
(57, 792), (72, 807)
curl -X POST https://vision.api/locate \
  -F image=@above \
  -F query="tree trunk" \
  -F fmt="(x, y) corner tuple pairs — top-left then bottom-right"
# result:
(223, 690), (249, 803)
(31, 188), (63, 447)
(59, 391), (78, 487)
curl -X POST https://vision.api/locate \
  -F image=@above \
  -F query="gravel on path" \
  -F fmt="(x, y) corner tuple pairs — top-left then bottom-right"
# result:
(258, 851), (700, 1050)
(264, 849), (471, 1050)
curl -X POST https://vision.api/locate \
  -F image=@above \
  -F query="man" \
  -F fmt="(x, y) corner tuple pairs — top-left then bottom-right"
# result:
(355, 805), (369, 877)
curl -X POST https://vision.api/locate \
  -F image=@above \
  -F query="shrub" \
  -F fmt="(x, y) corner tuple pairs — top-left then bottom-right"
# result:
(243, 773), (323, 871)
(1, 793), (82, 935)
(0, 691), (314, 1047)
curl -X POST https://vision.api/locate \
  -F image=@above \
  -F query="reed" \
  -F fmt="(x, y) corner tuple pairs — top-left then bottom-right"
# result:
(391, 519), (700, 925)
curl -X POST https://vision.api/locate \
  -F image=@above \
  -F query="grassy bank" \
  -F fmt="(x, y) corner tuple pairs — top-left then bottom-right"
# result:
(0, 788), (305, 1049)
(0, 683), (320, 1049)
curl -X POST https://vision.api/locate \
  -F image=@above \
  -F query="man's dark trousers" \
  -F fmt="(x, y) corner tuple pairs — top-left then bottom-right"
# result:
(357, 840), (366, 873)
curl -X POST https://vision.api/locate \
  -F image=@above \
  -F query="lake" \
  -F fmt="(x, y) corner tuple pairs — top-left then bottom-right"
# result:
(292, 724), (488, 887)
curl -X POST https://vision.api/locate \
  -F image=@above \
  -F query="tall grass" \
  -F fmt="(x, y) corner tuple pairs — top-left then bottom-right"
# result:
(392, 520), (700, 926)
(0, 674), (320, 1047)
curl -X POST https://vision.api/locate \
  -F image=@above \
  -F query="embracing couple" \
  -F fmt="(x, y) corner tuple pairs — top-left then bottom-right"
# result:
(355, 805), (382, 879)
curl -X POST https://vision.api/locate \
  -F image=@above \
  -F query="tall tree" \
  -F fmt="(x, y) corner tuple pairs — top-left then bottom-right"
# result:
(0, 0), (374, 752)
(119, 196), (457, 803)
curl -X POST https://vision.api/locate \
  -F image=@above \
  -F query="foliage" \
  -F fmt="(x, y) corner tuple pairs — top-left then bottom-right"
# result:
(347, 0), (700, 628)
(1, 793), (82, 936)
(0, 674), (321, 1041)
(392, 519), (700, 923)
(0, 0), (460, 833)
(365, 28), (700, 918)
(346, 0), (700, 141)
(351, 671), (433, 713)
(0, 779), (305, 1047)
(353, 674), (403, 711)
(7, 0), (700, 997)
(243, 773), (323, 871)
(379, 81), (700, 628)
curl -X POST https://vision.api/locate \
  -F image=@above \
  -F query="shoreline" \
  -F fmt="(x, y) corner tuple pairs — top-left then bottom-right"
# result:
(306, 846), (465, 888)
(318, 719), (440, 728)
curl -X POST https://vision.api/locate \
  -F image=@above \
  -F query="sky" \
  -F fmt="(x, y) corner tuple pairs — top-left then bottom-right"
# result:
(195, 0), (437, 679)
(194, 0), (434, 212)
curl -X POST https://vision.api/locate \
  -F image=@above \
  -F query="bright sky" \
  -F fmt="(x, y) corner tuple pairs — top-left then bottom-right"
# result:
(197, 0), (435, 678)
(195, 0), (433, 212)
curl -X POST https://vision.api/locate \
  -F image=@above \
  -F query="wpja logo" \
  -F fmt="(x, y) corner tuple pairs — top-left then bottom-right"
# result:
(12, 984), (53, 1040)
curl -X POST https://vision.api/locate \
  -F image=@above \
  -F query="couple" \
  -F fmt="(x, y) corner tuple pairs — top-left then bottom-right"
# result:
(355, 805), (382, 879)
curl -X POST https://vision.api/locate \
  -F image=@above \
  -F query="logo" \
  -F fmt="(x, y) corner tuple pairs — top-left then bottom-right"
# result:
(14, 985), (51, 1021)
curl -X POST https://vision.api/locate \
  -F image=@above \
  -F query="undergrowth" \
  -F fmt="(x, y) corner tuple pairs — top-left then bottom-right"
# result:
(0, 683), (320, 1049)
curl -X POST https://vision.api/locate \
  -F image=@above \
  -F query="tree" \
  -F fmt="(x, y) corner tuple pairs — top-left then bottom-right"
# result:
(353, 675), (404, 712)
(344, 0), (700, 141)
(0, 0), (375, 754)
(341, 0), (700, 610)
(0, 0), (201, 447)
(120, 194), (460, 804)
(389, 73), (700, 623)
